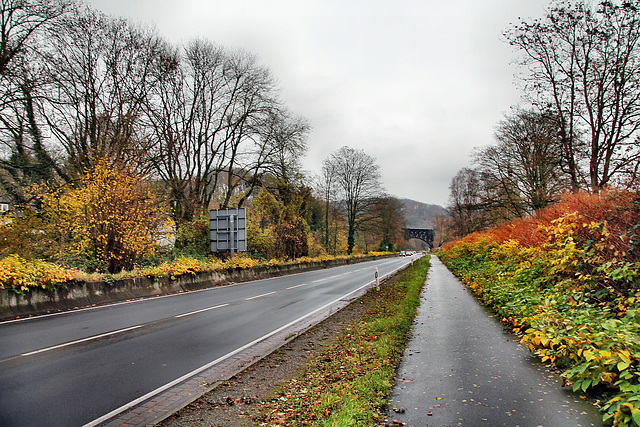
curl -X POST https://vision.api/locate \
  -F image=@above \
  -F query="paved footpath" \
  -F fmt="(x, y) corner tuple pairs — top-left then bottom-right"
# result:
(385, 255), (603, 427)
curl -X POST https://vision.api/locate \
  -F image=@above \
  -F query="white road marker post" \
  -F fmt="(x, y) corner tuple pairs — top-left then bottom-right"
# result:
(375, 267), (379, 291)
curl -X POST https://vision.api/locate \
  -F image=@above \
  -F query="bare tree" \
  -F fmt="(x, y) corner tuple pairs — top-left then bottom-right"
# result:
(318, 157), (338, 250)
(324, 146), (383, 254)
(42, 7), (170, 178)
(0, 1), (310, 225)
(474, 108), (569, 216)
(447, 167), (491, 237)
(0, 0), (74, 203)
(145, 40), (283, 220)
(505, 1), (640, 192)
(0, 0), (71, 76)
(232, 109), (309, 209)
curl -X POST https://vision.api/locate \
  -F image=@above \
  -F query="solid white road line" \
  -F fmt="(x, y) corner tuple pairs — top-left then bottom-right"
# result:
(21, 325), (144, 357)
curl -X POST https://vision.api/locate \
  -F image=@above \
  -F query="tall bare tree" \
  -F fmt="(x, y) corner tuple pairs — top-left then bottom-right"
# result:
(145, 40), (283, 220)
(505, 0), (640, 192)
(42, 7), (170, 177)
(0, 0), (73, 203)
(474, 108), (569, 216)
(318, 157), (338, 250)
(324, 146), (383, 254)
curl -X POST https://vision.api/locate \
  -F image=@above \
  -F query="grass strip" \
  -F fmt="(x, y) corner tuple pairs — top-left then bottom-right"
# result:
(253, 256), (430, 426)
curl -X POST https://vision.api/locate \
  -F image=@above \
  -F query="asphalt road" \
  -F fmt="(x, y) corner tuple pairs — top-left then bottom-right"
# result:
(386, 256), (603, 427)
(0, 256), (413, 427)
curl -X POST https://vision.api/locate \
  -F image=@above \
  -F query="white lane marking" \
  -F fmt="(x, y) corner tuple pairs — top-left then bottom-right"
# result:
(21, 325), (144, 357)
(286, 283), (307, 290)
(174, 304), (230, 319)
(245, 291), (276, 301)
(82, 263), (409, 427)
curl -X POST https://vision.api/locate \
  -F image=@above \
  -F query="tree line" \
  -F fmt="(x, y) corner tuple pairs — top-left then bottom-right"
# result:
(0, 0), (306, 220)
(0, 0), (406, 272)
(447, 0), (640, 238)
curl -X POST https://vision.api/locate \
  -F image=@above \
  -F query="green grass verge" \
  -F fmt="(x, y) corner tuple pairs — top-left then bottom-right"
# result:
(253, 256), (430, 426)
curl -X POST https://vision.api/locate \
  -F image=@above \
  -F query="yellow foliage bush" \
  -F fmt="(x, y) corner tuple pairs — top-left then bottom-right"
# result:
(367, 251), (391, 257)
(145, 257), (202, 279)
(34, 159), (169, 273)
(0, 254), (76, 292)
(228, 254), (260, 269)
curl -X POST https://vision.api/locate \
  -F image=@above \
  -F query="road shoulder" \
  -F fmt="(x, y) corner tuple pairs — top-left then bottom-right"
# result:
(159, 278), (379, 426)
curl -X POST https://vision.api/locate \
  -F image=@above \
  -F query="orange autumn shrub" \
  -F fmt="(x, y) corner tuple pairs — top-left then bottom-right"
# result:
(440, 189), (640, 426)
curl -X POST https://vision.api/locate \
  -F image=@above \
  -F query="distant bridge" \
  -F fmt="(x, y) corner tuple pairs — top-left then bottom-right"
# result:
(404, 228), (435, 248)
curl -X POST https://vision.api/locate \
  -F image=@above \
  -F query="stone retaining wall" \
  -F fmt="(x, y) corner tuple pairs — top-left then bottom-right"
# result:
(0, 256), (389, 320)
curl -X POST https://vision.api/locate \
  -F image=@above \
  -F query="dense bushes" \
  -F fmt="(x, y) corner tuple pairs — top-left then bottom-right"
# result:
(440, 190), (640, 426)
(0, 255), (75, 293)
(0, 158), (396, 293)
(0, 159), (170, 274)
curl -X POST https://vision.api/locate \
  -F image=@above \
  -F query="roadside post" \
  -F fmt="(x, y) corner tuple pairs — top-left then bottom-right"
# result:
(375, 267), (379, 291)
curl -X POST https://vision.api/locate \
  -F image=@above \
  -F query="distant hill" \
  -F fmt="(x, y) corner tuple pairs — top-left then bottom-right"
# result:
(399, 198), (449, 228)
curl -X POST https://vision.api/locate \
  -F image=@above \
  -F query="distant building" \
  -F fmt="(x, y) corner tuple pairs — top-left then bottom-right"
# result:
(207, 169), (255, 209)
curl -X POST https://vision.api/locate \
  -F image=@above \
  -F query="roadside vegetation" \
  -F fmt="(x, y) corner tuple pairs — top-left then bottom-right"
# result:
(0, 1), (414, 296)
(0, 154), (398, 294)
(0, 150), (394, 293)
(252, 256), (429, 426)
(436, 4), (640, 424)
(439, 190), (640, 426)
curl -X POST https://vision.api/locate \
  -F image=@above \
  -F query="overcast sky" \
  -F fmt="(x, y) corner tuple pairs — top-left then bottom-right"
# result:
(85, 0), (549, 207)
